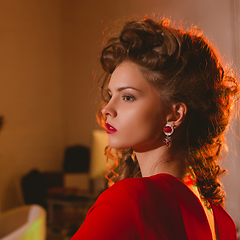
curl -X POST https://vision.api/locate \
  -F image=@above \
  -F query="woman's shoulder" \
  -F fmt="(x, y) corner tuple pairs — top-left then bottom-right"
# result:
(87, 174), (179, 228)
(74, 174), (190, 240)
(97, 173), (176, 204)
(112, 173), (178, 190)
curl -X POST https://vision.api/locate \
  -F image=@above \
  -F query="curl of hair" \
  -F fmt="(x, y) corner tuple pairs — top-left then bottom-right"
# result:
(97, 18), (239, 205)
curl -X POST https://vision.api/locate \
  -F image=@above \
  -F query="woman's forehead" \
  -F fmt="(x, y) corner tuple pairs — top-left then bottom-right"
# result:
(108, 61), (152, 91)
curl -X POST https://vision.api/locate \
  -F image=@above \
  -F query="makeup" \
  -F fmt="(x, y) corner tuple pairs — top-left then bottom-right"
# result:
(106, 123), (117, 134)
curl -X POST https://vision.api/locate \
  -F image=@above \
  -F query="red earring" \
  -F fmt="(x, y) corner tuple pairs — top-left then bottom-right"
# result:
(163, 124), (174, 148)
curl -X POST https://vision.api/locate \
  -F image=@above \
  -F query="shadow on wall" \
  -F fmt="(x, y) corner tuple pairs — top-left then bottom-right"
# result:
(0, 116), (3, 130)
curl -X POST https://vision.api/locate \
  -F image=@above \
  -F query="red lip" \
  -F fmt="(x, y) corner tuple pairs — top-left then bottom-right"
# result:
(106, 123), (117, 134)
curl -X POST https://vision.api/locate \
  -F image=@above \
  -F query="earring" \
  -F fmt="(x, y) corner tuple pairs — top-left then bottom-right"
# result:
(163, 124), (174, 148)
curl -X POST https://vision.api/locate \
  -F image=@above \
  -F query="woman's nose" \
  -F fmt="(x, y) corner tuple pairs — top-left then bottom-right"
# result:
(102, 101), (117, 118)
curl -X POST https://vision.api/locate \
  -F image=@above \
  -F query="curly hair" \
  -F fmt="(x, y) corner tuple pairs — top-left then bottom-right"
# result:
(97, 18), (239, 205)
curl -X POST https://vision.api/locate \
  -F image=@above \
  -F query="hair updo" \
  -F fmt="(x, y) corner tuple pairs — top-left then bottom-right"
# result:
(97, 18), (239, 205)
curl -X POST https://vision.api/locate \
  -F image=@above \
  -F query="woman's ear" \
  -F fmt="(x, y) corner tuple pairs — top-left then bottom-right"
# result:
(166, 102), (187, 128)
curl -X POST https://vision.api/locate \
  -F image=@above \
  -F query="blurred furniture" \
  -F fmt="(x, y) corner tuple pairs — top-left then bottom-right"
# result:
(63, 145), (90, 173)
(46, 190), (97, 232)
(21, 170), (49, 209)
(45, 131), (109, 238)
(20, 133), (109, 238)
(0, 204), (46, 240)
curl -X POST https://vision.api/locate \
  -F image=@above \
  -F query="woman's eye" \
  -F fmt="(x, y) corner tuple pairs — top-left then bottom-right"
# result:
(106, 92), (112, 101)
(103, 89), (112, 102)
(122, 95), (135, 101)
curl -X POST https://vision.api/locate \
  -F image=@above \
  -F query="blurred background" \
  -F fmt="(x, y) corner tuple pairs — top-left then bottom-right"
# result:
(0, 0), (239, 239)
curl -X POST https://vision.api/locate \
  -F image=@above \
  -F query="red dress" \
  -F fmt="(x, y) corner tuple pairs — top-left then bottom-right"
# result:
(71, 174), (237, 240)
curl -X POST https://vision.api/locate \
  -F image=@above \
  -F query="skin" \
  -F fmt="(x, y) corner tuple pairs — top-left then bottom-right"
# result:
(102, 61), (187, 178)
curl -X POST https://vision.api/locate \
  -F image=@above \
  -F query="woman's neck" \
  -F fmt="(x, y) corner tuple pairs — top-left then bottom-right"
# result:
(135, 146), (186, 180)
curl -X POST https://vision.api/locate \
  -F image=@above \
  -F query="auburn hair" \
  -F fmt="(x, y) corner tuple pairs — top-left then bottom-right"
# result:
(97, 18), (239, 205)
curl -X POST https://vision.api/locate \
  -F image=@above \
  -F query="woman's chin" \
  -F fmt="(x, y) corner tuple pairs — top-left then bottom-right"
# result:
(108, 141), (130, 150)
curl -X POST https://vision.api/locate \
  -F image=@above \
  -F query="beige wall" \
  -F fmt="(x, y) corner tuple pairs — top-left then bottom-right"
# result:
(0, 0), (239, 225)
(61, 0), (136, 146)
(0, 0), (65, 210)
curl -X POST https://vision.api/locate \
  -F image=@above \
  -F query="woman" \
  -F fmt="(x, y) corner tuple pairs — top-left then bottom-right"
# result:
(72, 18), (238, 239)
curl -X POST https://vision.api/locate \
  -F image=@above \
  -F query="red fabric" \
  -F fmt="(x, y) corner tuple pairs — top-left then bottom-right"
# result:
(71, 174), (237, 240)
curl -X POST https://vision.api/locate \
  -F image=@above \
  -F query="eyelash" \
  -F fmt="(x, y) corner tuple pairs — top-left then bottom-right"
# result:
(106, 92), (136, 102)
(106, 92), (112, 101)
(122, 94), (135, 101)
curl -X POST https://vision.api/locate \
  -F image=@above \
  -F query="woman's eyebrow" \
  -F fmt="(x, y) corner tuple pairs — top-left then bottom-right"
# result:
(108, 86), (142, 92)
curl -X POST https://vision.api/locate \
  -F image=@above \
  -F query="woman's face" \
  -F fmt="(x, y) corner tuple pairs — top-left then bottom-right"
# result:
(102, 61), (168, 152)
